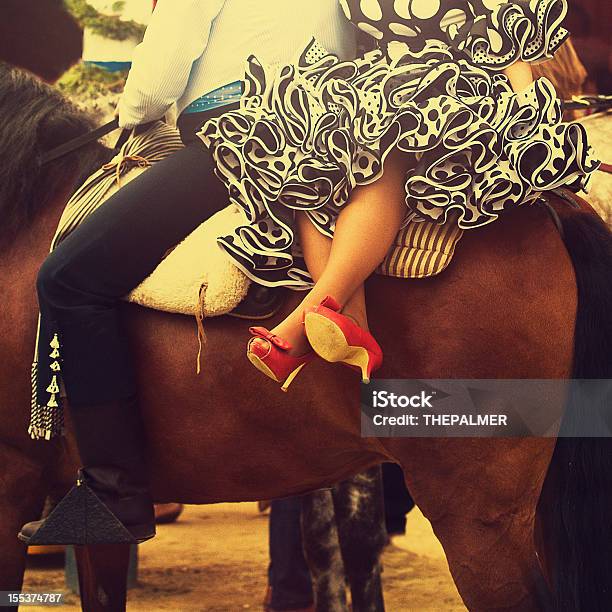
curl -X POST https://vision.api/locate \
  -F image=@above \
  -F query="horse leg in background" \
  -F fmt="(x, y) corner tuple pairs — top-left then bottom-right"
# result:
(294, 467), (387, 612)
(301, 490), (348, 612)
(0, 441), (53, 602)
(332, 466), (386, 612)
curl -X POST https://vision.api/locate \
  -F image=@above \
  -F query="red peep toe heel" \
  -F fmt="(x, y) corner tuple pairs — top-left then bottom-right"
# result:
(303, 296), (382, 383)
(247, 326), (315, 392)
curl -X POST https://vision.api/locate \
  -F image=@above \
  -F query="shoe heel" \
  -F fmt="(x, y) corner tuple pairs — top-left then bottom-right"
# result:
(335, 345), (373, 383)
(280, 362), (308, 392)
(343, 347), (374, 383)
(128, 522), (157, 543)
(304, 313), (350, 362)
(304, 312), (376, 383)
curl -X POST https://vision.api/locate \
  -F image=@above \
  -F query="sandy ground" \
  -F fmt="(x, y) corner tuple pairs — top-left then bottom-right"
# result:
(22, 503), (465, 611)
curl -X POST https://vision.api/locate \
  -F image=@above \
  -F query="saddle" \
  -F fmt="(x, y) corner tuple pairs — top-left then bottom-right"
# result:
(53, 121), (464, 325)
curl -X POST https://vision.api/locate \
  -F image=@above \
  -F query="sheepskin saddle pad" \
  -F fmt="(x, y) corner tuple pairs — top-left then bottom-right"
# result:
(52, 121), (251, 319)
(51, 121), (464, 320)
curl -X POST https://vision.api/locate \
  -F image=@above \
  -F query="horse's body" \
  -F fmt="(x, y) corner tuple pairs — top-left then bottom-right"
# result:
(1, 67), (612, 611)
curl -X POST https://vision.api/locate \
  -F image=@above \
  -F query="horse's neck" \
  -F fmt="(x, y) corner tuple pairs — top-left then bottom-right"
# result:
(0, 186), (68, 310)
(0, 183), (75, 481)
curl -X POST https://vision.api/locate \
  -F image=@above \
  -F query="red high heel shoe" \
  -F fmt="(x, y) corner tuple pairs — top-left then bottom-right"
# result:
(247, 327), (315, 392)
(303, 296), (382, 383)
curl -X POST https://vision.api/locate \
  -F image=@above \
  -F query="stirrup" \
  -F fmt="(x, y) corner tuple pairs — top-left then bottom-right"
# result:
(19, 477), (155, 546)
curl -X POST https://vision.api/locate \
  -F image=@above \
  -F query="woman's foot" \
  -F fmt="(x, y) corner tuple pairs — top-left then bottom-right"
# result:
(303, 296), (382, 383)
(267, 315), (312, 357)
(247, 327), (315, 392)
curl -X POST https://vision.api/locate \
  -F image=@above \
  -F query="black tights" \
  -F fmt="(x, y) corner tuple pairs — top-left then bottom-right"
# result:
(35, 106), (234, 406)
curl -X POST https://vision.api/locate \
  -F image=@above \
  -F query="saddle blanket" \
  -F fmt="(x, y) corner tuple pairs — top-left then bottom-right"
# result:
(53, 121), (463, 320)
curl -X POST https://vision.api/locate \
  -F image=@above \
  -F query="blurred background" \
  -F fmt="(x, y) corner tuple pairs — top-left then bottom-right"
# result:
(565, 0), (612, 93)
(54, 1), (611, 120)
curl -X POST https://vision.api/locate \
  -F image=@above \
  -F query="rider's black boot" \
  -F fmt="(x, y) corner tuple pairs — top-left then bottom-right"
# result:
(18, 395), (156, 545)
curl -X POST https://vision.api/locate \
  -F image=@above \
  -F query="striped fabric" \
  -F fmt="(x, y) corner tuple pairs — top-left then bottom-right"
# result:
(53, 122), (183, 248)
(56, 121), (463, 292)
(378, 218), (464, 279)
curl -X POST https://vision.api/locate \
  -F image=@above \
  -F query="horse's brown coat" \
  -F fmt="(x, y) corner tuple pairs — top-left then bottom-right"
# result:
(1, 32), (609, 611)
(0, 178), (577, 609)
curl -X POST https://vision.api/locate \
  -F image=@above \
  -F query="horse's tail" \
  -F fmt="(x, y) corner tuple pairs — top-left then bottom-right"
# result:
(542, 201), (612, 611)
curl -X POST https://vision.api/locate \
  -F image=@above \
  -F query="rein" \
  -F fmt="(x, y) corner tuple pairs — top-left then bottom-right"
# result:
(40, 117), (130, 166)
(562, 94), (612, 112)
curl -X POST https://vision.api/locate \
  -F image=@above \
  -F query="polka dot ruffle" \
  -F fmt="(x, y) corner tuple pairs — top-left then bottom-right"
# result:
(341, 0), (570, 70)
(198, 37), (599, 289)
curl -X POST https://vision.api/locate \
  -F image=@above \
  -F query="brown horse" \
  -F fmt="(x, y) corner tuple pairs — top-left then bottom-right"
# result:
(1, 65), (611, 611)
(1, 0), (82, 82)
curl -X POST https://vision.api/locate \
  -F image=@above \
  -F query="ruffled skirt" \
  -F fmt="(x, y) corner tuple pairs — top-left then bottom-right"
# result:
(199, 39), (599, 289)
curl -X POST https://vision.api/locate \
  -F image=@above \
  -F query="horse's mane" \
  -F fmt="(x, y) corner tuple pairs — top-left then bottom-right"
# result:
(0, 63), (109, 249)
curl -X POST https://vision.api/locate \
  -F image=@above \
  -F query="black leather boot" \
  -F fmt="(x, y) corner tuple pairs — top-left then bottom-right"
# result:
(18, 395), (156, 545)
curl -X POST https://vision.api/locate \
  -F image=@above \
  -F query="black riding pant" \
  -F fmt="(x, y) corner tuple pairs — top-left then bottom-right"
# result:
(35, 106), (235, 407)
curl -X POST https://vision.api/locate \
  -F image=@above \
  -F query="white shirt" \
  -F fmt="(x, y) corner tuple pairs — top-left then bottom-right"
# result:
(117, 0), (356, 128)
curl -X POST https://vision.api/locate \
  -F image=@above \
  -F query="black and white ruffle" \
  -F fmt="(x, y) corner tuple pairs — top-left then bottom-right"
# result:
(198, 3), (598, 290)
(338, 0), (569, 68)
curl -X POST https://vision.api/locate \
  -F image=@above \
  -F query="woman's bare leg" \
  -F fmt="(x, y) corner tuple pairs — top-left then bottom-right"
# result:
(267, 150), (407, 354)
(262, 213), (332, 354)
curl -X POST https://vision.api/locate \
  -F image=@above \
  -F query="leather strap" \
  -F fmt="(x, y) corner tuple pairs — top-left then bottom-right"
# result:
(40, 119), (158, 167)
(40, 118), (120, 166)
(562, 95), (612, 112)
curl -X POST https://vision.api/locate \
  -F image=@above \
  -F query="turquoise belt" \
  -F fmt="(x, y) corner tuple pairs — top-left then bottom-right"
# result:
(182, 80), (243, 114)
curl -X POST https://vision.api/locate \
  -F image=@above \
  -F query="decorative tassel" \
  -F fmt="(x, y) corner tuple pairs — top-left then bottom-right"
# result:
(46, 376), (60, 395)
(29, 360), (41, 440)
(28, 330), (65, 440)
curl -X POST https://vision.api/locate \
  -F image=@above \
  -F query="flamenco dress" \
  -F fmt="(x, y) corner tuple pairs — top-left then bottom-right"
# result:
(199, 0), (599, 290)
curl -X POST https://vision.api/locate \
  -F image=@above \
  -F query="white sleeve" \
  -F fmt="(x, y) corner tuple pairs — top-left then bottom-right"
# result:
(117, 0), (226, 129)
